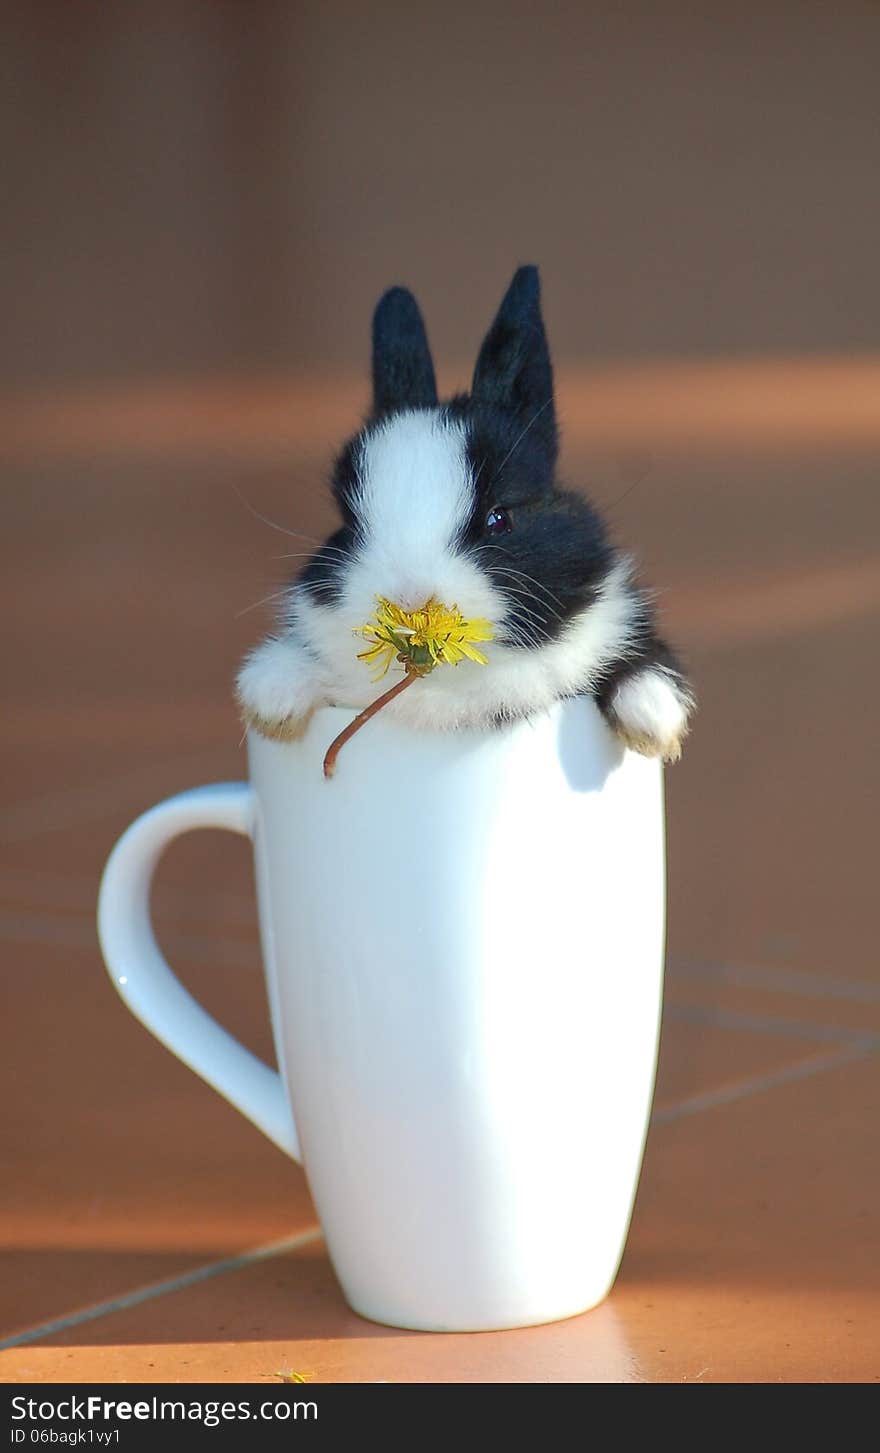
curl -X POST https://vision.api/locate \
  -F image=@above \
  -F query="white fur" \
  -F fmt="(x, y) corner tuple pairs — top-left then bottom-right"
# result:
(237, 407), (657, 738)
(608, 667), (692, 761)
(236, 634), (325, 734)
(351, 410), (474, 610)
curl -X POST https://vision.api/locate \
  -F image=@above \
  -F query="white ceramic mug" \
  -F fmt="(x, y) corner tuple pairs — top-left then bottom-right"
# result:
(97, 697), (665, 1332)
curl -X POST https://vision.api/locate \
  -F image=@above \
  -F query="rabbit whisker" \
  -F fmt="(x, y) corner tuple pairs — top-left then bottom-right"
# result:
(490, 579), (563, 623)
(470, 544), (567, 611)
(231, 483), (325, 546)
(234, 587), (293, 619)
(488, 397), (553, 486)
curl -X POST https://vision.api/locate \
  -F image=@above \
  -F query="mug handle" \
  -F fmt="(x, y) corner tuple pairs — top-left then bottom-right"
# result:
(97, 782), (300, 1162)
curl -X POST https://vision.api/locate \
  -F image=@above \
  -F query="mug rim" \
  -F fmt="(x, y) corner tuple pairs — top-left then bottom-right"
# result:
(246, 698), (573, 738)
(245, 701), (518, 746)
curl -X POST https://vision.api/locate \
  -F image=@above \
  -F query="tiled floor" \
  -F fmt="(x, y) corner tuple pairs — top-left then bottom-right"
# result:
(2, 364), (878, 1381)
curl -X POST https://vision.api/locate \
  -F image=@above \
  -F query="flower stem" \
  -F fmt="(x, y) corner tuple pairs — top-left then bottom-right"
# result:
(322, 670), (420, 778)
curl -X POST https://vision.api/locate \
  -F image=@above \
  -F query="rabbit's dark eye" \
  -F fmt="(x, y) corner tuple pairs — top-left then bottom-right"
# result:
(485, 506), (512, 535)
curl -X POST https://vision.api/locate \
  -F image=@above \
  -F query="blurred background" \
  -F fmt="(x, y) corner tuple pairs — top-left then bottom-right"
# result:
(2, 1), (878, 1383)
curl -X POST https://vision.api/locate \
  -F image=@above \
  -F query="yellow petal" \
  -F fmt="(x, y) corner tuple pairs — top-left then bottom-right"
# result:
(463, 618), (494, 642)
(457, 641), (490, 665)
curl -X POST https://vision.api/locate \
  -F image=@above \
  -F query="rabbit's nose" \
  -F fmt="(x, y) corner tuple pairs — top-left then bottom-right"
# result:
(395, 587), (432, 612)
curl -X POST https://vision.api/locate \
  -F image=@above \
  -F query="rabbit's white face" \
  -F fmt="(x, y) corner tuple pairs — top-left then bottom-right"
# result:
(336, 409), (502, 625)
(290, 408), (504, 701)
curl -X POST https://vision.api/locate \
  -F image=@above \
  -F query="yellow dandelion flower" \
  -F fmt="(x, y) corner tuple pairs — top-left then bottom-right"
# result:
(322, 596), (494, 778)
(355, 596), (493, 679)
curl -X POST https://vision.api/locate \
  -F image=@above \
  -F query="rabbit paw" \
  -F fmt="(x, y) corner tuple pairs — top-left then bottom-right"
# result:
(236, 635), (323, 741)
(605, 667), (694, 763)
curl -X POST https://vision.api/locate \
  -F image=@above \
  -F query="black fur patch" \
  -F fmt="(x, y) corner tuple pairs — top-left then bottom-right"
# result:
(297, 524), (358, 605)
(446, 265), (621, 646)
(372, 286), (438, 416)
(470, 470), (613, 641)
(470, 265), (557, 469)
(593, 629), (690, 711)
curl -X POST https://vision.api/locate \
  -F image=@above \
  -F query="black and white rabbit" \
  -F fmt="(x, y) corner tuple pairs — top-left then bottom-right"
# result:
(237, 266), (694, 759)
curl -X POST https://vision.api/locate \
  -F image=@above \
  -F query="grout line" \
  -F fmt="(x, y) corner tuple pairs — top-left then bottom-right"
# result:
(0, 1226), (322, 1353)
(664, 1000), (880, 1047)
(0, 918), (255, 964)
(668, 955), (880, 1006)
(652, 1041), (874, 1125)
(0, 871), (257, 922)
(0, 914), (102, 952)
(0, 913), (258, 971)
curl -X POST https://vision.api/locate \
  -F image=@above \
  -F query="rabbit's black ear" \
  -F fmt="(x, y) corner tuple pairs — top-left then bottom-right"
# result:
(471, 265), (556, 459)
(371, 286), (438, 416)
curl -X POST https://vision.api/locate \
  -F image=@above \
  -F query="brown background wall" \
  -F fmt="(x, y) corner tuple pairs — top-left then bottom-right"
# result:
(3, 0), (879, 387)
